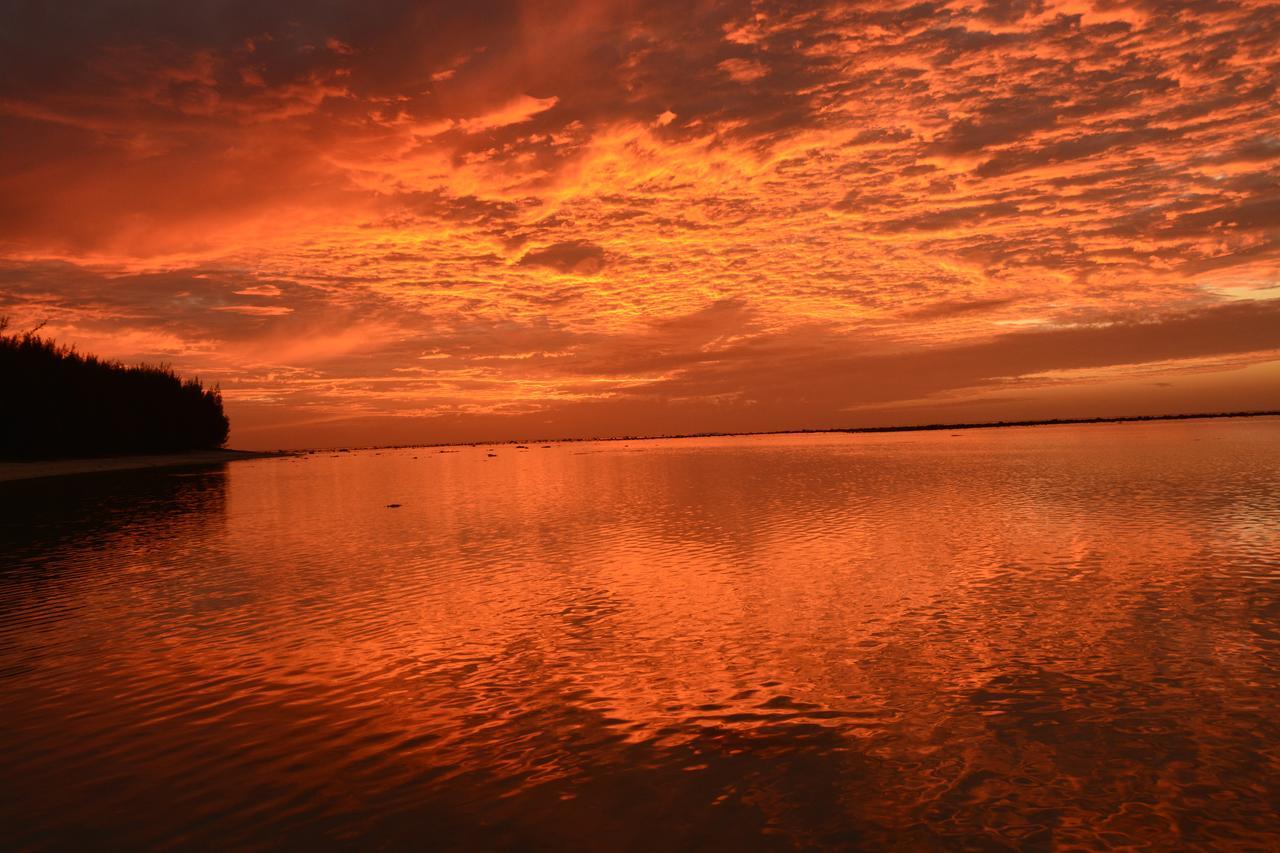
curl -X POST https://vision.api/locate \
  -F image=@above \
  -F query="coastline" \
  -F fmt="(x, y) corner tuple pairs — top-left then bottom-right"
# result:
(0, 449), (286, 483)
(3, 411), (1275, 481)
(342, 409), (1280, 452)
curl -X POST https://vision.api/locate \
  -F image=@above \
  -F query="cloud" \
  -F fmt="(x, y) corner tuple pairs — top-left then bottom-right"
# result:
(458, 94), (559, 132)
(3, 0), (1280, 446)
(546, 299), (1280, 425)
(233, 284), (283, 297)
(905, 298), (1019, 319)
(718, 58), (769, 83)
(873, 202), (1024, 233)
(215, 305), (294, 316)
(516, 241), (606, 275)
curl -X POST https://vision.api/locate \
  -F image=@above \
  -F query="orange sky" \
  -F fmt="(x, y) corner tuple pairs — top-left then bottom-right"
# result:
(2, 0), (1278, 449)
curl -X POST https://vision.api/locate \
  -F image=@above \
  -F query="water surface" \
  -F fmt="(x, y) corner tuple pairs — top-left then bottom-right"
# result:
(2, 419), (1279, 849)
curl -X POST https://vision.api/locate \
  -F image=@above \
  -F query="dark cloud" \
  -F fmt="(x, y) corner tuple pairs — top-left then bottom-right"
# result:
(586, 299), (1280, 416)
(874, 202), (1023, 233)
(906, 298), (1019, 319)
(517, 241), (606, 275)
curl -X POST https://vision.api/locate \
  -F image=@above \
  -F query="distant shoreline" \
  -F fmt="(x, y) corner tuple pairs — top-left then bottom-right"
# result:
(0, 449), (288, 483)
(7, 413), (1271, 477)
(312, 409), (1280, 453)
(793, 409), (1280, 438)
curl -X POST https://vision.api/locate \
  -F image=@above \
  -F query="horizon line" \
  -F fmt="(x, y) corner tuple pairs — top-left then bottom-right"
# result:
(284, 409), (1280, 453)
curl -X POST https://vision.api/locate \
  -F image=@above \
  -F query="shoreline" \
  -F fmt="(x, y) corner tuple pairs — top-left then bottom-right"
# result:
(0, 449), (287, 483)
(3, 411), (1275, 479)
(308, 409), (1280, 453)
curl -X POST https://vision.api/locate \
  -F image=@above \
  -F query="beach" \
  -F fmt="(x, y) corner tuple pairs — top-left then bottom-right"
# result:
(0, 449), (284, 482)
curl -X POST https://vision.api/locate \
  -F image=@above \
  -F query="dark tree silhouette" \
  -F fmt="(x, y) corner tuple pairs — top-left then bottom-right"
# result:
(0, 319), (229, 458)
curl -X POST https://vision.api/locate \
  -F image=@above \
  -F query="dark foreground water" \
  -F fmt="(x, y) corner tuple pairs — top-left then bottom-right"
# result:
(2, 419), (1278, 850)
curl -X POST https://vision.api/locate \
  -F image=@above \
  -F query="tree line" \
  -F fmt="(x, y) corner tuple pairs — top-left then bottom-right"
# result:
(0, 319), (229, 458)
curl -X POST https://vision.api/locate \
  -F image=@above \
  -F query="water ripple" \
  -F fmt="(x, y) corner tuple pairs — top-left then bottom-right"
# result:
(1, 419), (1279, 848)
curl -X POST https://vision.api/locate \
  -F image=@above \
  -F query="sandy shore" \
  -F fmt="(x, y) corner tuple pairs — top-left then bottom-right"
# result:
(0, 449), (286, 483)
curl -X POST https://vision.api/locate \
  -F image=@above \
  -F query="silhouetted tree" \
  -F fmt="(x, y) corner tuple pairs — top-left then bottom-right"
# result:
(0, 319), (229, 458)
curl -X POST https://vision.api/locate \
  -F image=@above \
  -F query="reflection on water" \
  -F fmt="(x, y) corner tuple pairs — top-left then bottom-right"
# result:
(2, 419), (1278, 849)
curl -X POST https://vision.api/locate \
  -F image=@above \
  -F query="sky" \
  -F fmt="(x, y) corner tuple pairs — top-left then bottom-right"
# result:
(2, 0), (1278, 449)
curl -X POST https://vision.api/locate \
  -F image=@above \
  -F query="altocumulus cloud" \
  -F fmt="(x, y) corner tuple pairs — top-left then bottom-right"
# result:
(1, 0), (1278, 446)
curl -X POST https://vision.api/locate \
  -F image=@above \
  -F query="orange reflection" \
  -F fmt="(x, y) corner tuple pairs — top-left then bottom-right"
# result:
(2, 421), (1278, 846)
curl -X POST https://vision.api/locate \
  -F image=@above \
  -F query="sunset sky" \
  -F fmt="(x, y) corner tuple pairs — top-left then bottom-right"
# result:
(2, 0), (1278, 448)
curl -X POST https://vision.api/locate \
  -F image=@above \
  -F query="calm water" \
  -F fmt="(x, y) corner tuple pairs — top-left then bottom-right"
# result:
(2, 420), (1279, 850)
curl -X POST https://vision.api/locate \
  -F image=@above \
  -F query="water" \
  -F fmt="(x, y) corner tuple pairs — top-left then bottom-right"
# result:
(2, 419), (1278, 850)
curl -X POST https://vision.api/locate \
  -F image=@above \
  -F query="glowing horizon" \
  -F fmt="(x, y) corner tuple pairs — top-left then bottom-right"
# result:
(2, 1), (1278, 449)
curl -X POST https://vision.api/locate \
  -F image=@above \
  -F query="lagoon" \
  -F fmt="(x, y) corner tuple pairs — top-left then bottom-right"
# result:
(2, 418), (1278, 848)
